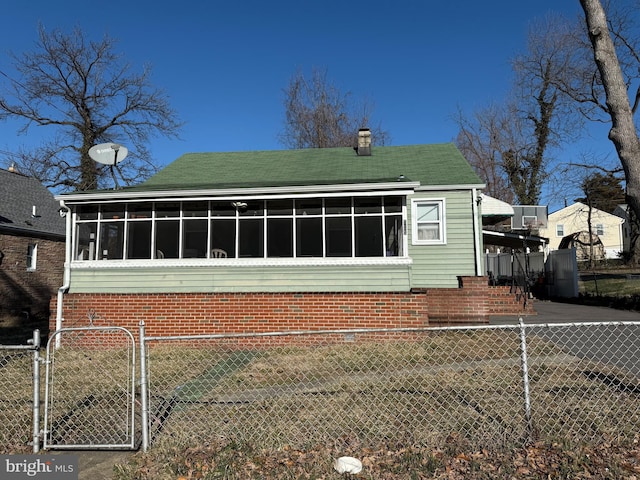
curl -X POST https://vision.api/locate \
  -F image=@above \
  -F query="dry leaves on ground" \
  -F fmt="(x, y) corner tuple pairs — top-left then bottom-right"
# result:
(116, 436), (640, 479)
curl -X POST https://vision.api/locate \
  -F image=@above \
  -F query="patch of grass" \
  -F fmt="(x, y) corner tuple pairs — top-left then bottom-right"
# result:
(143, 333), (640, 456)
(579, 275), (640, 296)
(574, 271), (640, 311)
(0, 312), (48, 345)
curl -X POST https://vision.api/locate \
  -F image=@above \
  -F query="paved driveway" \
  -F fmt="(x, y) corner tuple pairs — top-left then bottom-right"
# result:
(48, 450), (132, 480)
(492, 300), (640, 377)
(491, 300), (640, 325)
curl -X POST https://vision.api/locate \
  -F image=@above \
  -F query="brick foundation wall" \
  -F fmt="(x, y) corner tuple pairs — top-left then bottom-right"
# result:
(50, 291), (430, 339)
(49, 276), (533, 338)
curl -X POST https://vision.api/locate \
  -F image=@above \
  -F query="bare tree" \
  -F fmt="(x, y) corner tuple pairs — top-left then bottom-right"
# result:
(455, 15), (580, 206)
(279, 68), (388, 149)
(453, 104), (515, 203)
(0, 25), (182, 191)
(578, 0), (640, 261)
(455, 94), (558, 206)
(509, 15), (583, 203)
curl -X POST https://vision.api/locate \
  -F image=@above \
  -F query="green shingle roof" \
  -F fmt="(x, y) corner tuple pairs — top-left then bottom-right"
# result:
(135, 143), (482, 192)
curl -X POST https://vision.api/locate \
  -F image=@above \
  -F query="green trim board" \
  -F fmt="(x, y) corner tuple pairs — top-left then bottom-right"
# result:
(68, 263), (413, 293)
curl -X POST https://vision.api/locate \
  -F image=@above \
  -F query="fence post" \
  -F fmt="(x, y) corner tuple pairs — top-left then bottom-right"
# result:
(518, 318), (533, 439)
(31, 329), (41, 453)
(139, 321), (149, 452)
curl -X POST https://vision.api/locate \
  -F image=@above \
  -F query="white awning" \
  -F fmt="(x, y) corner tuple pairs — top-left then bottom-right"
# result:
(480, 194), (514, 221)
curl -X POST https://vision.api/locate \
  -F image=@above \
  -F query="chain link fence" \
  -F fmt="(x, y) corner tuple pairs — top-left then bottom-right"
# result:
(2, 321), (640, 453)
(525, 322), (640, 443)
(141, 322), (640, 451)
(0, 331), (41, 453)
(43, 327), (138, 450)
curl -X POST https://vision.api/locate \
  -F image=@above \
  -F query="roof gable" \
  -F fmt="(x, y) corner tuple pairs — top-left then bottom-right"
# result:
(549, 202), (623, 222)
(0, 169), (65, 237)
(137, 143), (482, 192)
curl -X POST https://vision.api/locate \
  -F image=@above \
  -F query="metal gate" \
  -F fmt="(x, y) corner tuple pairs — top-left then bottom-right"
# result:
(43, 327), (137, 450)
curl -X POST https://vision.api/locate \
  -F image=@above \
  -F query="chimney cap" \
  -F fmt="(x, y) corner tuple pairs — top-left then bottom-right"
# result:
(356, 128), (372, 156)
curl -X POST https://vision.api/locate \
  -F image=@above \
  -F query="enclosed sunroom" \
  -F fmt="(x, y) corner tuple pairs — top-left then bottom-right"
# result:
(72, 194), (408, 262)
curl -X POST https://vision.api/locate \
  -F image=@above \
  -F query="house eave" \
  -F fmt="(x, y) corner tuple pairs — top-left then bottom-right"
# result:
(482, 229), (548, 249)
(0, 224), (65, 240)
(415, 183), (485, 192)
(56, 181), (422, 203)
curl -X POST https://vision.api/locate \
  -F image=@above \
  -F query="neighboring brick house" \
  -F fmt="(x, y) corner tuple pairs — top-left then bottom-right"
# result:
(52, 133), (532, 337)
(0, 167), (65, 320)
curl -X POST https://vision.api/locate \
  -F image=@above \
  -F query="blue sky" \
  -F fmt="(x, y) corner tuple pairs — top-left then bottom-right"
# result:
(0, 1), (618, 209)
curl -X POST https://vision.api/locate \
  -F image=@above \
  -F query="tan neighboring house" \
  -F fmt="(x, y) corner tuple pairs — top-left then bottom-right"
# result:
(539, 202), (625, 260)
(613, 204), (632, 254)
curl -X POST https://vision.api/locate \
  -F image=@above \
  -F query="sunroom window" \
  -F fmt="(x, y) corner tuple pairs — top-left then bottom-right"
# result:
(72, 196), (406, 261)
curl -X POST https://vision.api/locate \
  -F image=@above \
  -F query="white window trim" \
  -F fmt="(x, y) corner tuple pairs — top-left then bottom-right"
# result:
(411, 198), (446, 245)
(71, 194), (410, 262)
(71, 256), (414, 269)
(27, 243), (37, 271)
(556, 224), (564, 237)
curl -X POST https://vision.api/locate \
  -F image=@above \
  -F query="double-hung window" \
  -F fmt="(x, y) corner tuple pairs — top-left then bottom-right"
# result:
(26, 243), (37, 270)
(595, 224), (604, 236)
(411, 199), (445, 245)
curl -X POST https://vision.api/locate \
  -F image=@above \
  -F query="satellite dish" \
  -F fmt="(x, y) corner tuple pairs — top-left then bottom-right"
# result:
(89, 143), (128, 165)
